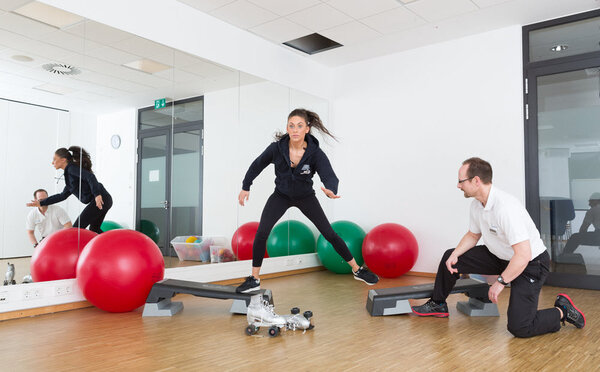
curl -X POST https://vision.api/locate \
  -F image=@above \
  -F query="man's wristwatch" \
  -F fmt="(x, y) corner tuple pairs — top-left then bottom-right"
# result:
(497, 275), (509, 286)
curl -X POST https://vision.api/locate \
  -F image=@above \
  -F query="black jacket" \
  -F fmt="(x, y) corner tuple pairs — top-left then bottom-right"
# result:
(41, 163), (108, 206)
(242, 134), (339, 199)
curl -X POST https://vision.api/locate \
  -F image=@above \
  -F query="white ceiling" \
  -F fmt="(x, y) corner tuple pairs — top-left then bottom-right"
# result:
(177, 0), (600, 66)
(0, 1), (257, 113)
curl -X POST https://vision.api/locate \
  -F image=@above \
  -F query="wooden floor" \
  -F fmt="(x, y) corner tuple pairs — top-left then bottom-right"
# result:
(1, 271), (599, 371)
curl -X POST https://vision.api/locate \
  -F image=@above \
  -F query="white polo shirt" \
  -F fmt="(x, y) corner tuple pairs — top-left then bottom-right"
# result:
(469, 186), (547, 261)
(26, 205), (71, 239)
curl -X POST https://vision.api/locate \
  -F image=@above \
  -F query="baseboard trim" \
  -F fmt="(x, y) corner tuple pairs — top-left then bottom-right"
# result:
(1, 267), (435, 321)
(0, 301), (93, 321)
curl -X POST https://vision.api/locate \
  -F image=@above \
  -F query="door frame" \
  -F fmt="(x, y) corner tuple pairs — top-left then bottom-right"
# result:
(523, 9), (600, 289)
(135, 96), (204, 255)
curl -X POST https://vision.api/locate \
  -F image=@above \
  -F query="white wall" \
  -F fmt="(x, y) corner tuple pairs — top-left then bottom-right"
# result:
(331, 26), (525, 272)
(95, 108), (137, 229)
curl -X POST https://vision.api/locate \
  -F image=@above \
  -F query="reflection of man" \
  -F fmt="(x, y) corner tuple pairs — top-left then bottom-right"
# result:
(26, 189), (72, 247)
(411, 157), (585, 337)
(563, 192), (600, 254)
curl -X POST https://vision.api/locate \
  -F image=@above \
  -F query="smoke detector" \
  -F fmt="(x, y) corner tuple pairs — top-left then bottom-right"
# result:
(42, 63), (81, 75)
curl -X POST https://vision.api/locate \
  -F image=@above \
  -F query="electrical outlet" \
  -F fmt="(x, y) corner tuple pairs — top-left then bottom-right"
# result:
(33, 289), (41, 298)
(0, 291), (8, 303)
(23, 290), (31, 300)
(55, 286), (63, 296)
(65, 285), (72, 295)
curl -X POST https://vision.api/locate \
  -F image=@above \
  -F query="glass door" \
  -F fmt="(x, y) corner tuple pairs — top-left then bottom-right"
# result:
(171, 126), (203, 238)
(138, 133), (171, 255)
(529, 61), (600, 288)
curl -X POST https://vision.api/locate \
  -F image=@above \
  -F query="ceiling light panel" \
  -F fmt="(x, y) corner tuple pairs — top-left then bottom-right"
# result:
(13, 1), (84, 29)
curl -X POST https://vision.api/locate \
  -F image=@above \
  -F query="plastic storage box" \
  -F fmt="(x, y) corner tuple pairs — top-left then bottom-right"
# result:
(171, 236), (228, 262)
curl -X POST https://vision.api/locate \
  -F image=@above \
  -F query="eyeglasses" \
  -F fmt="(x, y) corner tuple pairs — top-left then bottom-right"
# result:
(458, 177), (474, 184)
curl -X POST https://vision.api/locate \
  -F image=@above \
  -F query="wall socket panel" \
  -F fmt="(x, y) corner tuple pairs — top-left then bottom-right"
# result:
(22, 289), (42, 300)
(0, 291), (8, 303)
(54, 285), (72, 296)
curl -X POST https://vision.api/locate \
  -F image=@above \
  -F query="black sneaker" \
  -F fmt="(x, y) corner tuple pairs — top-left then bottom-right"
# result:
(236, 276), (260, 293)
(352, 267), (379, 285)
(555, 293), (585, 328)
(411, 299), (449, 318)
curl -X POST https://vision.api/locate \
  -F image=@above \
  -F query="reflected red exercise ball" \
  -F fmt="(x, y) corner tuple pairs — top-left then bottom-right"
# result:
(231, 222), (268, 260)
(30, 228), (97, 282)
(362, 223), (419, 278)
(76, 229), (164, 313)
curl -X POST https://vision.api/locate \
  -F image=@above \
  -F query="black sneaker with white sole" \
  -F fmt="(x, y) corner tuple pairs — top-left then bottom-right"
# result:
(236, 276), (260, 293)
(411, 299), (449, 318)
(554, 293), (585, 328)
(353, 266), (379, 285)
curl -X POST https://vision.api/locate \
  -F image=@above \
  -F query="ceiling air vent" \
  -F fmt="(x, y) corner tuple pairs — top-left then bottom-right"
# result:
(42, 63), (81, 76)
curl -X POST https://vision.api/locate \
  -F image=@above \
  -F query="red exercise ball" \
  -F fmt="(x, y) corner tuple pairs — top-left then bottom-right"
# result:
(231, 222), (268, 260)
(362, 223), (419, 278)
(76, 229), (164, 313)
(30, 228), (97, 282)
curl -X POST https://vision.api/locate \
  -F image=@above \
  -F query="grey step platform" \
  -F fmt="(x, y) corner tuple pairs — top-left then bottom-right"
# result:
(142, 278), (273, 317)
(366, 278), (499, 317)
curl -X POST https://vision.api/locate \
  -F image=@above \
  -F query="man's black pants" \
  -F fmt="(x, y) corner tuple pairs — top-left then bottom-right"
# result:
(431, 246), (561, 338)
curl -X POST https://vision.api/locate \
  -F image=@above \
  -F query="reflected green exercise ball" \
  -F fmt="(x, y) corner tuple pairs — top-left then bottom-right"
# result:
(317, 221), (365, 274)
(267, 220), (316, 257)
(100, 220), (123, 232)
(139, 219), (160, 244)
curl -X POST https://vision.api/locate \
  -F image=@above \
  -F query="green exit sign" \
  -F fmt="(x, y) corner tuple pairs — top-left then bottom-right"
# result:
(154, 98), (166, 110)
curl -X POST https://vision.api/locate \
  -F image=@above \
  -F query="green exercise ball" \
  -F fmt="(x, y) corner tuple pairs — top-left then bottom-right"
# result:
(267, 220), (315, 257)
(317, 220), (365, 274)
(139, 219), (160, 244)
(101, 220), (123, 232)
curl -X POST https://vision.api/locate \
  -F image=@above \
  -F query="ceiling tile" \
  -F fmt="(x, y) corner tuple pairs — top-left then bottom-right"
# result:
(180, 60), (234, 78)
(0, 12), (57, 39)
(63, 20), (134, 46)
(155, 68), (206, 84)
(112, 37), (174, 64)
(471, 0), (515, 7)
(176, 0), (236, 13)
(246, 0), (321, 16)
(0, 0), (32, 12)
(84, 46), (140, 65)
(405, 0), (478, 22)
(249, 18), (311, 43)
(40, 30), (103, 54)
(361, 7), (426, 34)
(326, 0), (400, 19)
(286, 3), (353, 32)
(320, 21), (381, 46)
(173, 51), (210, 68)
(209, 0), (279, 29)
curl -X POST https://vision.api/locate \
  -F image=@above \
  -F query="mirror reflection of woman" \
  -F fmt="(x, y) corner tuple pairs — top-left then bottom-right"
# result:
(236, 108), (379, 294)
(26, 147), (113, 234)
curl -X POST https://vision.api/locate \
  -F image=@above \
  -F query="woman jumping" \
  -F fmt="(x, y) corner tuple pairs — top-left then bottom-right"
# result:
(27, 146), (113, 234)
(236, 108), (378, 293)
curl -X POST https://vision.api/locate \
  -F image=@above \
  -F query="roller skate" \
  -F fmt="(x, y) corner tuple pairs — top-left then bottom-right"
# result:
(245, 294), (286, 337)
(4, 263), (16, 285)
(283, 307), (314, 332)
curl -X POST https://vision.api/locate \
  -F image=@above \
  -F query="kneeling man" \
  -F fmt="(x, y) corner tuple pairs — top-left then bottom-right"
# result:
(412, 157), (585, 338)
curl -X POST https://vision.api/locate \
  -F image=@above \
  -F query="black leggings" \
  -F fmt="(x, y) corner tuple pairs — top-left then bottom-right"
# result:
(74, 192), (113, 234)
(252, 192), (354, 267)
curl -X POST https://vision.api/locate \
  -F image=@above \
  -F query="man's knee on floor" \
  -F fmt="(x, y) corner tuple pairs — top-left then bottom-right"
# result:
(507, 323), (535, 338)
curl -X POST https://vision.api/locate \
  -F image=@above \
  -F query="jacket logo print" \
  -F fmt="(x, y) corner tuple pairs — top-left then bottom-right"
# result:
(300, 164), (311, 175)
